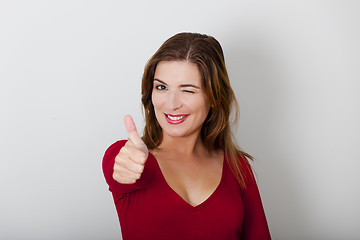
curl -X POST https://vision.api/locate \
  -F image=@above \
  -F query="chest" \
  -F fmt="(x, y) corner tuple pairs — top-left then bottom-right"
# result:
(116, 160), (245, 240)
(154, 152), (223, 207)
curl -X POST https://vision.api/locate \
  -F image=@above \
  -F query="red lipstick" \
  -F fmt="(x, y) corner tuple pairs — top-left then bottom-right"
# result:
(164, 113), (189, 124)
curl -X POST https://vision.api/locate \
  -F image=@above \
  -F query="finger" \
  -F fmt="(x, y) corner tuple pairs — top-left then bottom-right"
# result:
(124, 115), (143, 147)
(114, 160), (142, 178)
(116, 151), (145, 172)
(120, 145), (147, 165)
(124, 115), (148, 158)
(112, 169), (140, 184)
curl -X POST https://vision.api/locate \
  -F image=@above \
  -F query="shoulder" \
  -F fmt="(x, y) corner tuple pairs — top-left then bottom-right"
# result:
(238, 153), (256, 184)
(225, 153), (256, 188)
(104, 140), (128, 156)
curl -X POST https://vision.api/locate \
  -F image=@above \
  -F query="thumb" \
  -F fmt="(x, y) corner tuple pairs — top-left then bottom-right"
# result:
(124, 115), (148, 155)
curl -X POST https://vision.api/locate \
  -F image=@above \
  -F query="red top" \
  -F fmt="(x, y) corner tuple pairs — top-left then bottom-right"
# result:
(103, 140), (271, 240)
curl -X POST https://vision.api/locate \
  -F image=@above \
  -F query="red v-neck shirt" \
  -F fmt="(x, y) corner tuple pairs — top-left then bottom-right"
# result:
(103, 140), (271, 240)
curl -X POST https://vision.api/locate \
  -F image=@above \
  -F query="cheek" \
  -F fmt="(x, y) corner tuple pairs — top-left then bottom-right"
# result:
(185, 96), (210, 113)
(201, 94), (211, 112)
(151, 92), (165, 111)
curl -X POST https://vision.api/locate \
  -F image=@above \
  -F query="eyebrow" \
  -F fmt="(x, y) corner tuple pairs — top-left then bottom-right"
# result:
(153, 78), (200, 89)
(153, 78), (168, 86)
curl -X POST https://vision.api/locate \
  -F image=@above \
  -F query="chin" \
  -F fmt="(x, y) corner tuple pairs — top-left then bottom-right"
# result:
(163, 129), (189, 138)
(162, 125), (202, 139)
(158, 119), (202, 139)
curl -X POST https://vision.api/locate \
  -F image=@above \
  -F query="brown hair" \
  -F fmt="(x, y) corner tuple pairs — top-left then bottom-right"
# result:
(141, 32), (253, 189)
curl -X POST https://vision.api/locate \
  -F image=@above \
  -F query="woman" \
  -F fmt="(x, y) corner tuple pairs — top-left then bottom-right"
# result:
(103, 32), (271, 239)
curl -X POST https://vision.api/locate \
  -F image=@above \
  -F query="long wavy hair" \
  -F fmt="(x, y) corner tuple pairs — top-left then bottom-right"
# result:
(141, 32), (253, 189)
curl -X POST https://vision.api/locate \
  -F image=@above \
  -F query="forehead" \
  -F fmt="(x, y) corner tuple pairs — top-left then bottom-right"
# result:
(154, 61), (202, 85)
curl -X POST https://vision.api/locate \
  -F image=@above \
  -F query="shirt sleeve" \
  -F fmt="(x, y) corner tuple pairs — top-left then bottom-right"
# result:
(102, 140), (154, 195)
(240, 158), (272, 240)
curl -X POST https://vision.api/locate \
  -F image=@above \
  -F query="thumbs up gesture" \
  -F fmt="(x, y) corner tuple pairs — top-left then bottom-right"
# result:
(113, 115), (149, 184)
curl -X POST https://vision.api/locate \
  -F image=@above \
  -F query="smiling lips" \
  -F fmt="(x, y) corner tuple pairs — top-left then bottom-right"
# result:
(165, 113), (190, 124)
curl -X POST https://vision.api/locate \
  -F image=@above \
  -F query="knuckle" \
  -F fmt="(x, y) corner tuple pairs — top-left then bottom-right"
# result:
(135, 173), (141, 180)
(133, 151), (146, 164)
(138, 164), (144, 173)
(119, 146), (128, 155)
(125, 140), (134, 148)
(113, 164), (118, 171)
(113, 173), (134, 184)
(115, 152), (124, 162)
(139, 152), (147, 162)
(113, 164), (122, 173)
(123, 177), (136, 184)
(115, 155), (130, 167)
(113, 172), (120, 182)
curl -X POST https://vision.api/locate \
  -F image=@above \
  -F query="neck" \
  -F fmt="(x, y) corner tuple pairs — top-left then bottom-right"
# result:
(158, 131), (206, 157)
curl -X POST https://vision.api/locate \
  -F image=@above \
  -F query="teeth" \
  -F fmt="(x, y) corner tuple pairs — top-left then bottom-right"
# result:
(167, 114), (187, 121)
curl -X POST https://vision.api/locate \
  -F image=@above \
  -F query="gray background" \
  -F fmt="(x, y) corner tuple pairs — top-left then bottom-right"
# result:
(1, 0), (359, 239)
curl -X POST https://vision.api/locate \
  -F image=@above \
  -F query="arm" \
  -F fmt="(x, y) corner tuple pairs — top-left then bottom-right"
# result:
(241, 163), (271, 239)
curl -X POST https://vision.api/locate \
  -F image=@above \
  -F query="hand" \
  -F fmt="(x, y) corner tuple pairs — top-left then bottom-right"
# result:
(113, 115), (149, 184)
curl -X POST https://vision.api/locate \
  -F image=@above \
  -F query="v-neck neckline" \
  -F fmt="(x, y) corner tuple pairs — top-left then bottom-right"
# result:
(148, 151), (226, 211)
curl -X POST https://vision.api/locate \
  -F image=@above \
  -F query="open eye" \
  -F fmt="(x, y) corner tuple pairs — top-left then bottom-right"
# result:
(155, 85), (167, 91)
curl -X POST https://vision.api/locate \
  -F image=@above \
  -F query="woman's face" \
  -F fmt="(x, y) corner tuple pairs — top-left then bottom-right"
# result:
(152, 60), (211, 140)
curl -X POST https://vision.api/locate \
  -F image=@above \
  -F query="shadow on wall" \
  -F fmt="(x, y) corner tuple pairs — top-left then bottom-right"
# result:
(225, 34), (309, 240)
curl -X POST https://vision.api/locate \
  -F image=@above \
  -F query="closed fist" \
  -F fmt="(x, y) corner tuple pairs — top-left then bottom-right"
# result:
(113, 115), (149, 184)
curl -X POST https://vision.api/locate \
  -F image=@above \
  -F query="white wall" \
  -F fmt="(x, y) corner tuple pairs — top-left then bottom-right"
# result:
(1, 1), (359, 239)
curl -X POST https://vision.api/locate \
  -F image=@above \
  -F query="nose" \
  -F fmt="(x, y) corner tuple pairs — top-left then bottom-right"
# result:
(168, 90), (182, 110)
